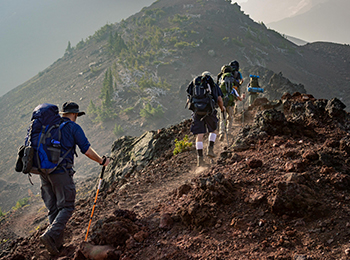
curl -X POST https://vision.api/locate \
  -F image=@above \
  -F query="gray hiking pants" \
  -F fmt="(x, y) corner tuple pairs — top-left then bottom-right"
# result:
(40, 170), (76, 244)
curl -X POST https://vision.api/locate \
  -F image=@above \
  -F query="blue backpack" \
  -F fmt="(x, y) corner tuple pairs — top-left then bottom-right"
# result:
(18, 103), (72, 175)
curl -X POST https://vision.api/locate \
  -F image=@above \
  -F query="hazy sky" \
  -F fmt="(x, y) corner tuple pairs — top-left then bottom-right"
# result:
(0, 0), (154, 97)
(235, 0), (326, 23)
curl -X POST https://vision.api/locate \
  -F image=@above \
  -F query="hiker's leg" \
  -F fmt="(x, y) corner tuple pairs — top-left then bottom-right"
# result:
(226, 105), (234, 132)
(205, 112), (218, 158)
(218, 109), (225, 136)
(191, 113), (208, 166)
(248, 94), (252, 106)
(44, 171), (76, 244)
(207, 132), (217, 158)
(40, 174), (58, 224)
(196, 134), (204, 166)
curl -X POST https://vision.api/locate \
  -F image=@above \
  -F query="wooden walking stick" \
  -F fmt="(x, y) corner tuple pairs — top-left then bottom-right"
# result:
(84, 164), (106, 241)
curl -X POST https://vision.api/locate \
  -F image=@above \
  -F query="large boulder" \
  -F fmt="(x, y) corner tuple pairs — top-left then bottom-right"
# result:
(269, 181), (321, 218)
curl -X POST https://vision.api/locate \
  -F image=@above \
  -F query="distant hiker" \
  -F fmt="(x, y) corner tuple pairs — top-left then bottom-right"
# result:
(39, 101), (110, 255)
(217, 60), (244, 115)
(217, 62), (245, 141)
(186, 71), (225, 166)
(247, 75), (264, 106)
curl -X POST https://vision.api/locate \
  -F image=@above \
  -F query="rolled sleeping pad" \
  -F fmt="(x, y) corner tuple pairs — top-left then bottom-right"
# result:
(248, 87), (264, 93)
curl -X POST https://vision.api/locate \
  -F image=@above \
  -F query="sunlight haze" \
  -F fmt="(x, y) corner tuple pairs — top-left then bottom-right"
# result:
(0, 0), (154, 97)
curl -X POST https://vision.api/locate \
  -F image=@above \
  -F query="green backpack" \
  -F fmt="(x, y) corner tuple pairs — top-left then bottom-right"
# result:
(219, 72), (237, 107)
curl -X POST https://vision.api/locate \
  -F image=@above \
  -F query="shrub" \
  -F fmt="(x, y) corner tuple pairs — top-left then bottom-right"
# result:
(113, 124), (124, 137)
(140, 103), (164, 119)
(173, 135), (192, 155)
(12, 197), (29, 210)
(122, 107), (134, 115)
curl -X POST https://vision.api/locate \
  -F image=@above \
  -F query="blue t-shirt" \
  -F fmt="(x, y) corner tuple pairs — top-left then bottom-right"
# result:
(56, 117), (90, 172)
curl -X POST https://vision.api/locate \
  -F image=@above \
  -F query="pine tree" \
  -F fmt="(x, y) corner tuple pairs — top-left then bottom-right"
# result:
(100, 68), (113, 100)
(65, 41), (73, 54)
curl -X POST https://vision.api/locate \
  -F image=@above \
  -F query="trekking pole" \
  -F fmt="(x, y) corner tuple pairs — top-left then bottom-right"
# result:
(84, 163), (106, 242)
(242, 92), (245, 126)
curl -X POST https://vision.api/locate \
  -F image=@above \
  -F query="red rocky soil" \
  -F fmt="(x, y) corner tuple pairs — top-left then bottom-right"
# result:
(1, 93), (350, 260)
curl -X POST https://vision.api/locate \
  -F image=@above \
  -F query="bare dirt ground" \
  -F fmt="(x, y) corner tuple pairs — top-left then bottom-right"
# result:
(2, 94), (350, 260)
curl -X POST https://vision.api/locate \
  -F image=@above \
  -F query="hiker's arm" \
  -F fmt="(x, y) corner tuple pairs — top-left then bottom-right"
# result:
(85, 147), (110, 166)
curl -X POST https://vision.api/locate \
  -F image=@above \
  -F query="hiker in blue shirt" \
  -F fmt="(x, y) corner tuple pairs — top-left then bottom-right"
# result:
(187, 71), (225, 167)
(39, 101), (110, 256)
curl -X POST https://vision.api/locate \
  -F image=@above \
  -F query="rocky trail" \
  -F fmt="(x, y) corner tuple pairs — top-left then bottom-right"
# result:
(2, 93), (350, 260)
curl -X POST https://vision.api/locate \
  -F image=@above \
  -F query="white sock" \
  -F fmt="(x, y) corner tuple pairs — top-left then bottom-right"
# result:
(196, 142), (203, 150)
(209, 133), (216, 142)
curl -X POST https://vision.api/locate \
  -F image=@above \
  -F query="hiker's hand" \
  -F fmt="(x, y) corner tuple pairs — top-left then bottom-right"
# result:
(100, 156), (110, 166)
(103, 157), (110, 167)
(221, 106), (226, 113)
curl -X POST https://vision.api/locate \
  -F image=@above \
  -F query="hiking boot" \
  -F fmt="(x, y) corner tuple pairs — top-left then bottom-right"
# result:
(219, 134), (224, 142)
(207, 146), (216, 158)
(56, 231), (64, 250)
(197, 156), (205, 167)
(40, 233), (59, 256)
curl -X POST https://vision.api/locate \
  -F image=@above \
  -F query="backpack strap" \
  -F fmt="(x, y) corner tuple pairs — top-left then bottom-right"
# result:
(37, 120), (73, 174)
(52, 121), (74, 172)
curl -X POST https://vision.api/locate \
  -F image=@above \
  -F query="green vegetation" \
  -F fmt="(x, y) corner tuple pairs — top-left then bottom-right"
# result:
(1, 238), (9, 244)
(0, 207), (4, 217)
(173, 135), (192, 155)
(76, 39), (86, 50)
(137, 74), (171, 90)
(113, 124), (124, 137)
(108, 32), (127, 55)
(87, 68), (117, 122)
(122, 107), (135, 115)
(65, 41), (73, 54)
(169, 14), (189, 24)
(12, 197), (29, 211)
(140, 103), (164, 119)
(92, 23), (114, 42)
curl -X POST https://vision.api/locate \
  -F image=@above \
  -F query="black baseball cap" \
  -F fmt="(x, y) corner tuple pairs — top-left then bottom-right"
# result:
(60, 101), (85, 117)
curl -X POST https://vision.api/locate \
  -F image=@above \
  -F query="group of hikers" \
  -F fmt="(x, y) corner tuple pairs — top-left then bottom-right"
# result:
(15, 59), (263, 256)
(186, 60), (263, 167)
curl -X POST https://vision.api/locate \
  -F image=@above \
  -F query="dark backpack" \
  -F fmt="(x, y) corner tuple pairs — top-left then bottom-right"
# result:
(15, 103), (72, 175)
(189, 76), (214, 115)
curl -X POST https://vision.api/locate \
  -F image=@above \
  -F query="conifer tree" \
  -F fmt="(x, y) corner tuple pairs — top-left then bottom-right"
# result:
(100, 68), (113, 100)
(65, 41), (73, 54)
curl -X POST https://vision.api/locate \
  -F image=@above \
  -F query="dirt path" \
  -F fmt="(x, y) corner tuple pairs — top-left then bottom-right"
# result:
(111, 121), (244, 218)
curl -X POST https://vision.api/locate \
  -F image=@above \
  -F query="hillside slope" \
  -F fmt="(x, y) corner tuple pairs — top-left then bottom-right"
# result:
(0, 0), (349, 212)
(1, 94), (350, 259)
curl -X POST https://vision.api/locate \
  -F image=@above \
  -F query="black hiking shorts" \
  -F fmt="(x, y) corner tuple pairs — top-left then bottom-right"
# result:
(190, 110), (218, 135)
